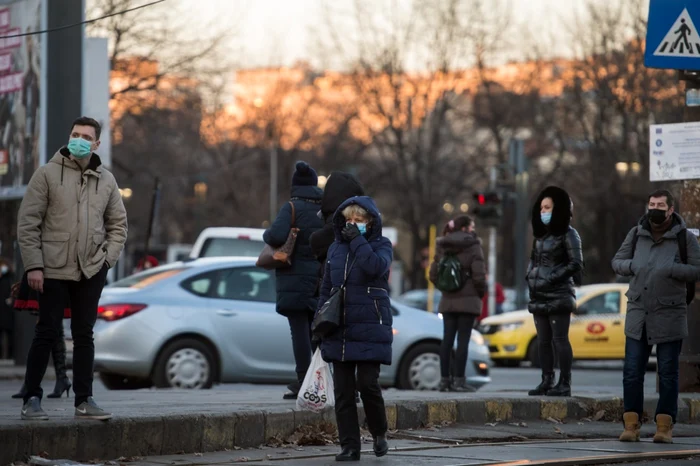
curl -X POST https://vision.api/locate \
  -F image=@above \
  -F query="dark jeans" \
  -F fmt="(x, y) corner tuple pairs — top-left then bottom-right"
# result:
(623, 326), (683, 423)
(23, 266), (108, 407)
(440, 314), (476, 378)
(287, 312), (315, 380)
(533, 313), (573, 374)
(333, 361), (387, 451)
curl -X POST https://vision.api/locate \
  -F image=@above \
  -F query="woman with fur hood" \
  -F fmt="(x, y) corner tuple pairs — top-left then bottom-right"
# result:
(526, 186), (583, 397)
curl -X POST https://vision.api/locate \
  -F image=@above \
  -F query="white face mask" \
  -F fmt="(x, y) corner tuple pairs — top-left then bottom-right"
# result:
(0, 265), (8, 275)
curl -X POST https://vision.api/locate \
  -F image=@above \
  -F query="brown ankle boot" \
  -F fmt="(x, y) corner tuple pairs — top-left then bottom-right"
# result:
(653, 414), (673, 443)
(619, 412), (640, 442)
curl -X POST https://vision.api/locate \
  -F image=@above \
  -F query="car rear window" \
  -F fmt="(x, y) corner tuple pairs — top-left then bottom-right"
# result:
(109, 268), (187, 289)
(199, 237), (265, 258)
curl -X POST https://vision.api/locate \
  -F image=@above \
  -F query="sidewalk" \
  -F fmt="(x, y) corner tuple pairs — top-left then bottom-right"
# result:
(1, 385), (699, 465)
(0, 361), (56, 381)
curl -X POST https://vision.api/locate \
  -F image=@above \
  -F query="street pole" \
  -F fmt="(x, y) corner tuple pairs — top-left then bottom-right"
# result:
(679, 70), (700, 393)
(426, 224), (437, 314)
(511, 139), (529, 310)
(488, 166), (497, 317)
(270, 144), (278, 223)
(143, 177), (161, 261)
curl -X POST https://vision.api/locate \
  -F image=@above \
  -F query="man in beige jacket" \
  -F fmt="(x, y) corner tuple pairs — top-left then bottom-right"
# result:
(17, 116), (127, 421)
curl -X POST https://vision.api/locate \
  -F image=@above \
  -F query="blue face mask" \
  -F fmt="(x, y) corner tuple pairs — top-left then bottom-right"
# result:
(541, 212), (552, 225)
(67, 137), (93, 159)
(356, 223), (367, 235)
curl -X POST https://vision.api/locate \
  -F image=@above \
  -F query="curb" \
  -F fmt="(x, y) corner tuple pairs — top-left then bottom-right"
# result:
(1, 395), (698, 464)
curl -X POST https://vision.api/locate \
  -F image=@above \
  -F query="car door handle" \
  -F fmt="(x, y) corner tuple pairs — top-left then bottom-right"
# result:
(216, 309), (237, 317)
(612, 321), (621, 326)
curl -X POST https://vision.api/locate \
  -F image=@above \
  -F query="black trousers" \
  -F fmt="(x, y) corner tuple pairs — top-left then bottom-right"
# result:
(287, 311), (315, 380)
(440, 313), (476, 378)
(23, 266), (108, 406)
(333, 361), (388, 451)
(533, 313), (573, 374)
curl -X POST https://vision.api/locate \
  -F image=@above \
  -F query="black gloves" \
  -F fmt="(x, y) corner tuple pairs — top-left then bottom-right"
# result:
(342, 223), (361, 243)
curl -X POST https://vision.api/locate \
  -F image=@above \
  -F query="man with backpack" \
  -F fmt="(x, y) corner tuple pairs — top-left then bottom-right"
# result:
(612, 189), (700, 444)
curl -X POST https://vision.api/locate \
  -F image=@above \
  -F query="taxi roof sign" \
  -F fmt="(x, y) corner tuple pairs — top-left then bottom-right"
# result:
(645, 0), (700, 70)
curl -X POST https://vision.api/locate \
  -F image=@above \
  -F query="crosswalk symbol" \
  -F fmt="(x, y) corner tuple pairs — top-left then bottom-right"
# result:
(654, 8), (700, 57)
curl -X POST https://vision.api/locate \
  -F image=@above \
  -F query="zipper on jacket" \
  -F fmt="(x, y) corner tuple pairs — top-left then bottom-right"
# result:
(374, 300), (383, 325)
(342, 253), (349, 362)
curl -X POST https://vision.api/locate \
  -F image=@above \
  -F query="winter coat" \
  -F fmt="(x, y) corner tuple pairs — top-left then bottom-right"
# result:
(263, 185), (324, 316)
(428, 232), (486, 315)
(317, 196), (393, 365)
(0, 271), (14, 331)
(611, 212), (700, 344)
(309, 171), (365, 264)
(526, 186), (584, 316)
(17, 149), (128, 281)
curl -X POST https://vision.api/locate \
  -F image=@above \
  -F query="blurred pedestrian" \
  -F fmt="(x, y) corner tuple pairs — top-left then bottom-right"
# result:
(429, 216), (486, 392)
(264, 161), (324, 400)
(612, 189), (700, 444)
(0, 257), (15, 360)
(11, 272), (72, 399)
(526, 186), (583, 397)
(317, 196), (393, 461)
(17, 116), (127, 421)
(479, 269), (505, 321)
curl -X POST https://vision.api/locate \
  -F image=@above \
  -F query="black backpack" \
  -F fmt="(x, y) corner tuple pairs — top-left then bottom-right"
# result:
(435, 254), (467, 292)
(630, 227), (695, 305)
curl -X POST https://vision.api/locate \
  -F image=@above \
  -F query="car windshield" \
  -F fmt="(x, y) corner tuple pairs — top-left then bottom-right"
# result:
(200, 238), (265, 258)
(109, 267), (187, 289)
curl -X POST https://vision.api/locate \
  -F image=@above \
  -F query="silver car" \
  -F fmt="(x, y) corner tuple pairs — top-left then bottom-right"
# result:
(86, 258), (491, 390)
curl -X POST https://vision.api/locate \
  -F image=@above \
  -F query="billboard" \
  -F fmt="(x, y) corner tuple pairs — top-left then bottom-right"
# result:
(0, 0), (45, 199)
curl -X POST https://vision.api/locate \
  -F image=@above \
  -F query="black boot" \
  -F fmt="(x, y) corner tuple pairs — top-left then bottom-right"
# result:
(546, 372), (571, 397)
(373, 435), (389, 457)
(335, 447), (360, 461)
(438, 377), (451, 392)
(47, 335), (71, 398)
(283, 372), (305, 400)
(528, 372), (555, 396)
(451, 377), (476, 393)
(11, 382), (27, 399)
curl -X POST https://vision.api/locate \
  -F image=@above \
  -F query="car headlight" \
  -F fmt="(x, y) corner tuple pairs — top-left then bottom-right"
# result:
(501, 322), (524, 332)
(471, 330), (484, 346)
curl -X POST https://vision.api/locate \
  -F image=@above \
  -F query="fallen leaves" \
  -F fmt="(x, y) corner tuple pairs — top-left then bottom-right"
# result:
(546, 417), (563, 424)
(509, 422), (528, 428)
(592, 410), (606, 422)
(266, 421), (338, 448)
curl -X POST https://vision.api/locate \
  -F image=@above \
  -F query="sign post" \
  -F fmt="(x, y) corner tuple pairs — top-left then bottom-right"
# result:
(646, 0), (700, 392)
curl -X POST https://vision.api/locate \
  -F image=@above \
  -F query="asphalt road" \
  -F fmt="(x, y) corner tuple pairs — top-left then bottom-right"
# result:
(0, 364), (653, 396)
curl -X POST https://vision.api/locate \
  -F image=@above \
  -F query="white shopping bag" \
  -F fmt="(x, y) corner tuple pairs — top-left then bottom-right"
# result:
(296, 348), (335, 412)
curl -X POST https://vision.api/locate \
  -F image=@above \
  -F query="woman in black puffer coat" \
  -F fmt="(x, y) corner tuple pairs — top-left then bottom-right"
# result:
(526, 186), (583, 397)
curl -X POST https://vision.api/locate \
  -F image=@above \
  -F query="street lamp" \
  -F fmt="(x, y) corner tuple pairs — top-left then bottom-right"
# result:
(616, 162), (630, 177)
(443, 202), (454, 213)
(460, 203), (469, 213)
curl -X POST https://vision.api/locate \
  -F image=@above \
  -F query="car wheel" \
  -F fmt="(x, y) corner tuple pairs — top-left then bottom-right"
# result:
(99, 372), (152, 390)
(153, 338), (215, 389)
(398, 342), (442, 390)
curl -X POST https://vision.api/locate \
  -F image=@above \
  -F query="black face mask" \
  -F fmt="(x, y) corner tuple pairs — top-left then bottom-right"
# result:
(649, 209), (669, 225)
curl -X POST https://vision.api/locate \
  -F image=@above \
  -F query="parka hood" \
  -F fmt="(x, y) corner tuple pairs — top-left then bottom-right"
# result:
(333, 196), (383, 241)
(532, 185), (572, 237)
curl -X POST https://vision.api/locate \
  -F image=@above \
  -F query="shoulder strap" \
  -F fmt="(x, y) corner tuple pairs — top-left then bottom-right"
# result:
(288, 201), (296, 228)
(630, 226), (639, 257)
(678, 228), (688, 264)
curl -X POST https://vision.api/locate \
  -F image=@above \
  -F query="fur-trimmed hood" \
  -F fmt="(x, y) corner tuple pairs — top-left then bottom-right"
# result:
(531, 186), (573, 237)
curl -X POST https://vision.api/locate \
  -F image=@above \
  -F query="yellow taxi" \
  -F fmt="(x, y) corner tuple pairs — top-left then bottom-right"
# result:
(478, 283), (629, 367)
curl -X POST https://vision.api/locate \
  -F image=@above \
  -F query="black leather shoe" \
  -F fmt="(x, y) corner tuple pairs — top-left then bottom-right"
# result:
(373, 435), (389, 457)
(335, 447), (360, 461)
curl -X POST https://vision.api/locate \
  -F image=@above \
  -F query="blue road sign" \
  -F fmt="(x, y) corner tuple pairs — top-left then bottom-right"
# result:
(645, 0), (700, 70)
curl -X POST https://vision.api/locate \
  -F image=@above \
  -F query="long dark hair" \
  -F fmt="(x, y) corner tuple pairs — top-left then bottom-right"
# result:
(443, 215), (474, 236)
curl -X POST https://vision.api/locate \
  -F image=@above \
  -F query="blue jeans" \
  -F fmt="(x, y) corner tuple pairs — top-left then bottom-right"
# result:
(623, 326), (683, 423)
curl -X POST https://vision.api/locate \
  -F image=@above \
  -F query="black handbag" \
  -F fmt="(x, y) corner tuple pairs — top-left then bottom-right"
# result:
(312, 257), (356, 338)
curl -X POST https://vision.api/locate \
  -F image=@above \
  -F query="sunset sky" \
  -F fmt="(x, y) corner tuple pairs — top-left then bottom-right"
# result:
(186, 0), (602, 68)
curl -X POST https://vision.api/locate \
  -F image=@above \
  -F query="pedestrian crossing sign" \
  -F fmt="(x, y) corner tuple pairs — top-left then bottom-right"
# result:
(645, 0), (700, 70)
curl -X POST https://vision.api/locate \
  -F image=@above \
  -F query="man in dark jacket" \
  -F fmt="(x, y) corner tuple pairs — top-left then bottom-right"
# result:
(612, 189), (700, 444)
(263, 161), (324, 400)
(309, 171), (365, 263)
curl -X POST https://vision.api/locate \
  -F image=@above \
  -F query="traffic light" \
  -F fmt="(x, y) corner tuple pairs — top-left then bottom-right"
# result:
(472, 191), (503, 225)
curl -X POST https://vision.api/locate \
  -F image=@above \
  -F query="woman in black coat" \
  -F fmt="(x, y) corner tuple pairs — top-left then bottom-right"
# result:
(526, 186), (583, 397)
(263, 161), (324, 400)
